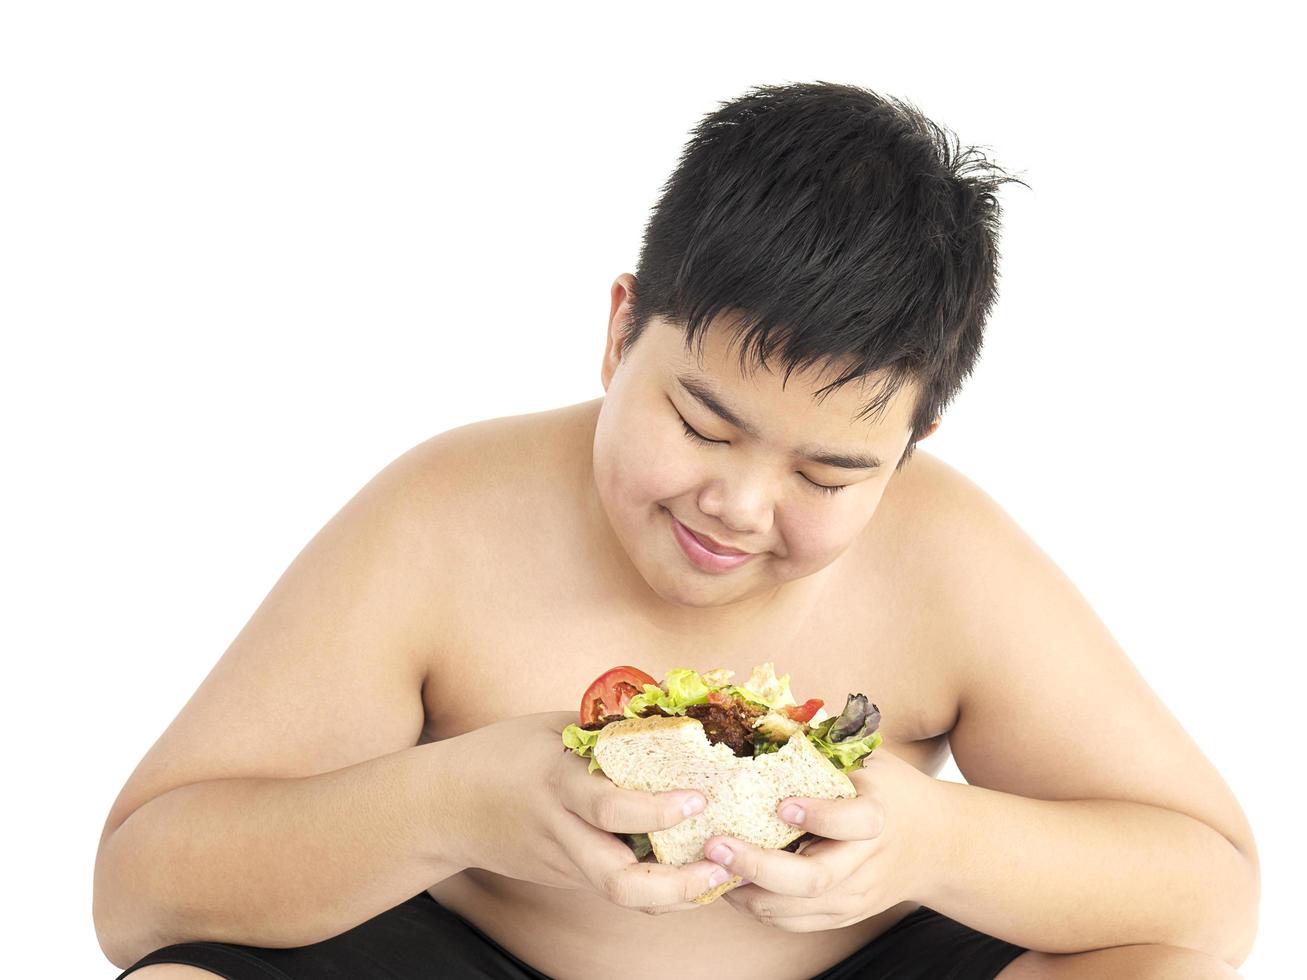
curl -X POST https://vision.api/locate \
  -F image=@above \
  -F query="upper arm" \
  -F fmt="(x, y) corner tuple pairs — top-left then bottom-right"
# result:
(931, 467), (1256, 861)
(99, 436), (458, 843)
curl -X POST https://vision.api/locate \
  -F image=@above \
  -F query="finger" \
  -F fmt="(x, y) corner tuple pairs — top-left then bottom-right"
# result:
(552, 808), (735, 910)
(628, 874), (746, 917)
(721, 881), (849, 924)
(552, 807), (647, 880)
(702, 834), (857, 898)
(598, 858), (738, 911)
(776, 790), (884, 842)
(556, 760), (706, 833)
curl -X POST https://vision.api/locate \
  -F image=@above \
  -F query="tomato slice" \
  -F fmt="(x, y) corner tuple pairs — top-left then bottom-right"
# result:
(580, 666), (659, 724)
(782, 698), (824, 724)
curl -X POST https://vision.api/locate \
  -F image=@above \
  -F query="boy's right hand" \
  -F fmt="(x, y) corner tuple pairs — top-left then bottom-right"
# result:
(442, 710), (732, 914)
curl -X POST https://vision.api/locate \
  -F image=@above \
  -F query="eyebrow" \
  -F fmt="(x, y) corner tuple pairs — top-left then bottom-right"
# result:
(675, 374), (883, 470)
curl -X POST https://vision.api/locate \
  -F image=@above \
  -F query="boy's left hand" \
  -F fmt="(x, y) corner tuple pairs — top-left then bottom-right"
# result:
(707, 750), (942, 932)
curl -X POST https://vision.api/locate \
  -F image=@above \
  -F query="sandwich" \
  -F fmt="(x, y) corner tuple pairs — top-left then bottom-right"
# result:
(561, 663), (882, 904)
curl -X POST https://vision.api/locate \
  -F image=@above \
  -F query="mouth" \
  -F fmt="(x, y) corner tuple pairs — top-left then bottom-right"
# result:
(665, 509), (754, 557)
(684, 525), (750, 556)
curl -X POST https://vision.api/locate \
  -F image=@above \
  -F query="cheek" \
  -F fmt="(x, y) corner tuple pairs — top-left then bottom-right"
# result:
(613, 456), (685, 511)
(780, 506), (868, 565)
(595, 409), (689, 507)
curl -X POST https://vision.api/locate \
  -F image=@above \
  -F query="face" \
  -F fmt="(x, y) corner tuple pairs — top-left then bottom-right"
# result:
(591, 276), (937, 614)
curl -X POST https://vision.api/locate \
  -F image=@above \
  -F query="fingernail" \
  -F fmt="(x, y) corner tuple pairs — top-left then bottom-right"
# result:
(709, 844), (734, 866)
(780, 803), (805, 825)
(682, 795), (705, 817)
(708, 868), (730, 886)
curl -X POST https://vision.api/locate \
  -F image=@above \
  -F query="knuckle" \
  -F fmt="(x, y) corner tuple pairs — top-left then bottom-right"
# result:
(600, 872), (624, 902)
(804, 870), (832, 898)
(602, 873), (637, 907)
(591, 795), (624, 829)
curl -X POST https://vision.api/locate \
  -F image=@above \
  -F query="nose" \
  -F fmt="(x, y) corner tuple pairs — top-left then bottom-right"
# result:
(696, 469), (774, 539)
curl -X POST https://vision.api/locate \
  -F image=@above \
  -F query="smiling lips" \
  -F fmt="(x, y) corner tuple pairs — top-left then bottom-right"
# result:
(684, 524), (749, 556)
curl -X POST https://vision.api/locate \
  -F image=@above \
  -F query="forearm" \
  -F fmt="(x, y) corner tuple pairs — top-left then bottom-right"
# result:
(922, 780), (1259, 965)
(94, 738), (472, 968)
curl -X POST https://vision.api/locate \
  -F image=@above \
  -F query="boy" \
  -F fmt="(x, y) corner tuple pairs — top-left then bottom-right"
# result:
(94, 82), (1258, 979)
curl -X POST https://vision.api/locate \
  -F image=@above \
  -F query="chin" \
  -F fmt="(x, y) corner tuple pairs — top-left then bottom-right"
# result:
(647, 551), (782, 610)
(635, 548), (754, 608)
(649, 576), (753, 608)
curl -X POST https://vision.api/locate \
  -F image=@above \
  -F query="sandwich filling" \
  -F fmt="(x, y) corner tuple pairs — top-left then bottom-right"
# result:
(562, 663), (882, 775)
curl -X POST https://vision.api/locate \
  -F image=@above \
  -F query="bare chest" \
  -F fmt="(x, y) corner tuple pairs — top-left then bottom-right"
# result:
(421, 524), (957, 775)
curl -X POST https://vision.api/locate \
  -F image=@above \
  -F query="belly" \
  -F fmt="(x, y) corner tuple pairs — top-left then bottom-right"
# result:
(427, 870), (920, 980)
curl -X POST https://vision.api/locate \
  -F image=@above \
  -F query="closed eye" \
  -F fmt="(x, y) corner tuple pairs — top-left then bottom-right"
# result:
(802, 475), (848, 495)
(677, 415), (847, 496)
(679, 418), (727, 446)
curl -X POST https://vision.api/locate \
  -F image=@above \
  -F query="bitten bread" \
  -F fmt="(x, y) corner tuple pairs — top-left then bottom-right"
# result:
(592, 715), (856, 903)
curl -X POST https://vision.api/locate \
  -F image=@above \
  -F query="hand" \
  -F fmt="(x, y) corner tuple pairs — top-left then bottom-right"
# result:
(446, 711), (733, 914)
(704, 749), (942, 932)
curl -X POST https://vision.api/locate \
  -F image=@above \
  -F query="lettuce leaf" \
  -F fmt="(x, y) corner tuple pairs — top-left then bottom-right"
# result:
(664, 667), (712, 705)
(723, 684), (771, 710)
(807, 726), (883, 772)
(561, 723), (605, 773)
(732, 662), (797, 709)
(826, 694), (880, 742)
(805, 695), (883, 772)
(622, 668), (713, 718)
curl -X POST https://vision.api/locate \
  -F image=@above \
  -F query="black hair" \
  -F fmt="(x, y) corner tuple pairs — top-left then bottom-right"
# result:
(621, 80), (1030, 470)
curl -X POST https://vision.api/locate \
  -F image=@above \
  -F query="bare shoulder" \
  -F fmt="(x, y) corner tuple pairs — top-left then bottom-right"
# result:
(902, 452), (1256, 864)
(875, 448), (987, 534)
(415, 405), (588, 490)
(851, 448), (992, 610)
(405, 406), (587, 561)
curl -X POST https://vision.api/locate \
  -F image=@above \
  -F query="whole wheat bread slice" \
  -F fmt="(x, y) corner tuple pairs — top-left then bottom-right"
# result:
(592, 715), (856, 904)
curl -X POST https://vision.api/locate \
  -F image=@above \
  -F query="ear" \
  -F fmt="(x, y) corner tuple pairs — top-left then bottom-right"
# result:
(918, 418), (941, 441)
(601, 274), (637, 391)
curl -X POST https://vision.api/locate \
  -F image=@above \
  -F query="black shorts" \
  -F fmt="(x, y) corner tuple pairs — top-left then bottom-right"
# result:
(115, 890), (1027, 979)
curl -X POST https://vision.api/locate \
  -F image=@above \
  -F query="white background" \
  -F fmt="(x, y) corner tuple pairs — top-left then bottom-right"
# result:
(2, 2), (1301, 976)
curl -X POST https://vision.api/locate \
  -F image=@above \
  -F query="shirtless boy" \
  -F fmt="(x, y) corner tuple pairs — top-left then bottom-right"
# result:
(94, 82), (1259, 979)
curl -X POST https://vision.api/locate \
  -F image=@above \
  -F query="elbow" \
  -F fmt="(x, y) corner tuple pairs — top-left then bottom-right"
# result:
(1199, 844), (1259, 969)
(1223, 849), (1261, 969)
(93, 830), (164, 971)
(1170, 837), (1260, 969)
(93, 876), (135, 970)
(94, 830), (124, 967)
(94, 887), (165, 972)
(95, 925), (138, 973)
(93, 852), (134, 970)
